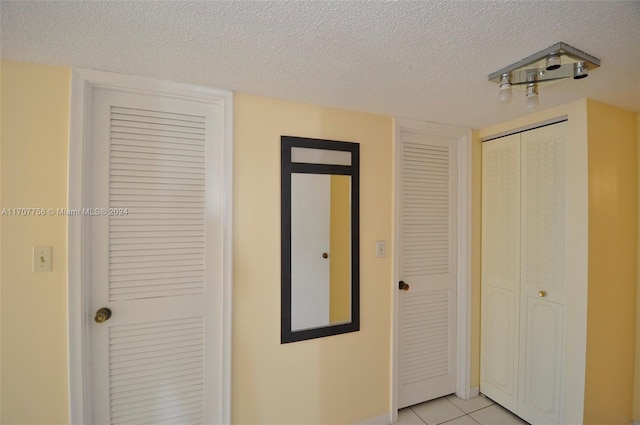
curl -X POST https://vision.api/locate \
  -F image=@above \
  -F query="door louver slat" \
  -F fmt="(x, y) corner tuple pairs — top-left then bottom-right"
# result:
(401, 142), (450, 277)
(105, 106), (209, 424)
(108, 107), (206, 302)
(109, 317), (204, 425)
(400, 290), (450, 384)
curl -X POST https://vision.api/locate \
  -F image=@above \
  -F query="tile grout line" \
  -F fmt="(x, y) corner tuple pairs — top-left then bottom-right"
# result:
(436, 413), (471, 425)
(467, 414), (481, 425)
(408, 405), (428, 425)
(445, 395), (497, 415)
(406, 395), (500, 425)
(435, 413), (464, 425)
(442, 396), (468, 421)
(466, 404), (494, 424)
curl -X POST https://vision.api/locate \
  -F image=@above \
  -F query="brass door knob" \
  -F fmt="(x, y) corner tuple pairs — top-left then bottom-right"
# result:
(538, 290), (547, 298)
(94, 307), (112, 323)
(399, 281), (410, 291)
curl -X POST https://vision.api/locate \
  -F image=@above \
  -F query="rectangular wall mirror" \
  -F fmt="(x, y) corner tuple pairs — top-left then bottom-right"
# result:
(281, 136), (360, 343)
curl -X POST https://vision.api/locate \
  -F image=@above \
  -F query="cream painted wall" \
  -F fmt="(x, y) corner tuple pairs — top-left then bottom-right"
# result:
(583, 99), (637, 425)
(233, 93), (393, 424)
(0, 59), (3, 424)
(0, 61), (70, 424)
(634, 112), (640, 423)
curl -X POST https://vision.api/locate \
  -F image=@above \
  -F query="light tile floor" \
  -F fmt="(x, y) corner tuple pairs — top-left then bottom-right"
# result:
(398, 394), (530, 425)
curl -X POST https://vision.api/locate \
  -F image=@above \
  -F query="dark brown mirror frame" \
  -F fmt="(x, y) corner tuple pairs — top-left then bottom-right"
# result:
(281, 136), (360, 344)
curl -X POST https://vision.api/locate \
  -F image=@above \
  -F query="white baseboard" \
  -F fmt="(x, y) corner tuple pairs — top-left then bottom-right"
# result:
(354, 412), (391, 425)
(456, 385), (479, 401)
(469, 386), (479, 398)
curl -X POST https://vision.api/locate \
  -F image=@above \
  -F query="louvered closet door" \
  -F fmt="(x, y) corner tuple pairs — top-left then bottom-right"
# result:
(480, 134), (521, 412)
(398, 129), (457, 408)
(89, 88), (222, 425)
(517, 122), (567, 425)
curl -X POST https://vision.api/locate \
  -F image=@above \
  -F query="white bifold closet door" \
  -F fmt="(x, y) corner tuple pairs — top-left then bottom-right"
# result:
(518, 124), (567, 425)
(398, 129), (458, 408)
(480, 134), (521, 411)
(481, 122), (567, 425)
(89, 87), (223, 425)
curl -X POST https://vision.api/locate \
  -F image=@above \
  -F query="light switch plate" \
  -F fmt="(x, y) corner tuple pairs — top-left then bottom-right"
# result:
(33, 246), (52, 272)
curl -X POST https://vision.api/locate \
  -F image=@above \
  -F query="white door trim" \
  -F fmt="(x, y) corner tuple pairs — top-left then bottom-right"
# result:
(67, 68), (233, 425)
(391, 118), (472, 420)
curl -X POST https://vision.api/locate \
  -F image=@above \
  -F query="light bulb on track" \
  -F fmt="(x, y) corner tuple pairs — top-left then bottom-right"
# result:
(498, 74), (512, 105)
(525, 83), (539, 112)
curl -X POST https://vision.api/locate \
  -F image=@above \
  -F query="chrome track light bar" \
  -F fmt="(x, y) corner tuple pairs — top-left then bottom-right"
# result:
(489, 42), (600, 87)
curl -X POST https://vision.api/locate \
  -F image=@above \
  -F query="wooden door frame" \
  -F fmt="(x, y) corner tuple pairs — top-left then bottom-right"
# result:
(67, 68), (233, 424)
(391, 118), (472, 422)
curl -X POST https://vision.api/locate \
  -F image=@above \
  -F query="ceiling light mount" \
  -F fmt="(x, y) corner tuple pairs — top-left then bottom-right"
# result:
(489, 42), (600, 109)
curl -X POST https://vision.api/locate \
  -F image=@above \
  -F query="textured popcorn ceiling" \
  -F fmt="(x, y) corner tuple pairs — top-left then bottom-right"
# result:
(1, 1), (639, 129)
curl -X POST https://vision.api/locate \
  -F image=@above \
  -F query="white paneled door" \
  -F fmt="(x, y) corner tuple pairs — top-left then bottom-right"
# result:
(518, 124), (567, 424)
(480, 134), (521, 411)
(398, 129), (458, 408)
(87, 86), (227, 424)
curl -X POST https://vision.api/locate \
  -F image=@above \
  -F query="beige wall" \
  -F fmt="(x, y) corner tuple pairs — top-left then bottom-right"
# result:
(0, 61), (71, 424)
(232, 93), (393, 424)
(635, 112), (640, 423)
(583, 99), (637, 425)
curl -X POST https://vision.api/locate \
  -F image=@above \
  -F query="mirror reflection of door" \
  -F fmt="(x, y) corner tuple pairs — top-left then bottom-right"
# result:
(291, 173), (351, 331)
(291, 173), (330, 330)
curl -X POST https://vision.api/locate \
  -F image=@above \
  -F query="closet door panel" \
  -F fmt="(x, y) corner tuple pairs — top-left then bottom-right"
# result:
(519, 298), (564, 424)
(518, 122), (568, 425)
(480, 135), (520, 411)
(483, 286), (518, 396)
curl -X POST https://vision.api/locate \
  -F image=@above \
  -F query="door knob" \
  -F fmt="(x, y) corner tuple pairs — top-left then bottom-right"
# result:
(538, 290), (547, 298)
(399, 281), (410, 291)
(94, 307), (112, 323)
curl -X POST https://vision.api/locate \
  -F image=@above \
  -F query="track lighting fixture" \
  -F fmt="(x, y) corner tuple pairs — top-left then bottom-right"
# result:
(489, 42), (600, 110)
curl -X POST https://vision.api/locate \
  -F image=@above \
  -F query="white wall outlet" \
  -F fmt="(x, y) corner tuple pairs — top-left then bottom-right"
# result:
(33, 246), (52, 272)
(376, 240), (386, 258)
